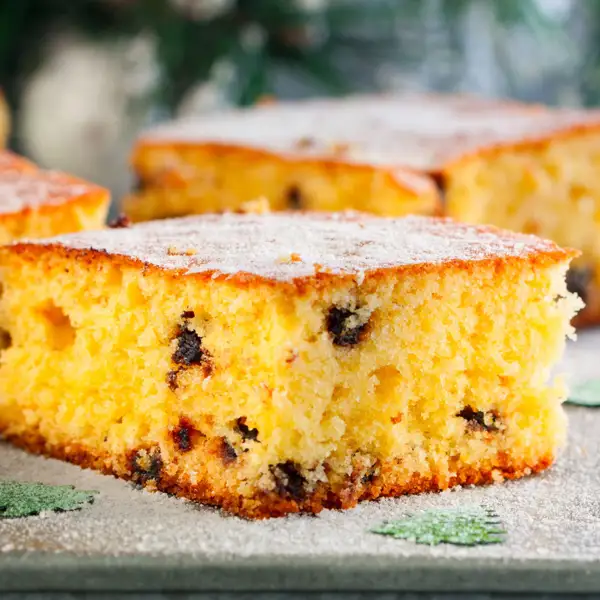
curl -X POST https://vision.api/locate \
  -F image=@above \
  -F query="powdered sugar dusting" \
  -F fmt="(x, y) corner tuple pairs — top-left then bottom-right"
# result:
(139, 94), (600, 171)
(0, 171), (92, 216)
(29, 212), (567, 281)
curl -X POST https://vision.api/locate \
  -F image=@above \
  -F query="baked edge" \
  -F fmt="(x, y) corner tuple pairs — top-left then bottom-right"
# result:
(0, 425), (555, 520)
(1, 218), (579, 294)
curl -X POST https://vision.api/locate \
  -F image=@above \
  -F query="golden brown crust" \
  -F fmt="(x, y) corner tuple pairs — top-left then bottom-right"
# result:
(1, 424), (554, 520)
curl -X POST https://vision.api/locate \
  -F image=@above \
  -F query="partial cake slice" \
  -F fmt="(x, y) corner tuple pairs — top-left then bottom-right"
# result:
(0, 212), (580, 518)
(126, 95), (600, 326)
(0, 150), (110, 243)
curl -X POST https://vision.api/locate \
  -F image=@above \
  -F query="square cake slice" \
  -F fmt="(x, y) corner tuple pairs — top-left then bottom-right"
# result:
(0, 212), (580, 518)
(126, 95), (600, 326)
(0, 151), (110, 243)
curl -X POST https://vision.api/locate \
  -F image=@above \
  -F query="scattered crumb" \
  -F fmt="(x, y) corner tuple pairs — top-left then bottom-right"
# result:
(237, 197), (271, 215)
(294, 136), (315, 150)
(277, 252), (302, 264)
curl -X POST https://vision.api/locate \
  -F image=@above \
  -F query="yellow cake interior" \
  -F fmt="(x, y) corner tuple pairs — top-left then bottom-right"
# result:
(445, 132), (600, 294)
(0, 248), (579, 517)
(124, 146), (439, 221)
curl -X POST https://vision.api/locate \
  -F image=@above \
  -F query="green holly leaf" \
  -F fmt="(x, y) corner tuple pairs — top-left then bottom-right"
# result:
(566, 380), (600, 407)
(0, 481), (97, 518)
(371, 506), (506, 546)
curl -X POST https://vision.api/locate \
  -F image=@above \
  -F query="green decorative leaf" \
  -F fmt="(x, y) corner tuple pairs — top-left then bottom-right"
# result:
(0, 481), (97, 518)
(371, 506), (506, 546)
(566, 379), (600, 407)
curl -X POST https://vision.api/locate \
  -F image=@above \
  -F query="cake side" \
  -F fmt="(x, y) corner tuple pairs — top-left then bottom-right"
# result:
(125, 143), (440, 222)
(0, 166), (110, 243)
(0, 214), (581, 518)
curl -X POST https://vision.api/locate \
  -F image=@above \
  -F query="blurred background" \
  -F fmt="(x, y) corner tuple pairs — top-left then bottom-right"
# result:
(0, 0), (596, 197)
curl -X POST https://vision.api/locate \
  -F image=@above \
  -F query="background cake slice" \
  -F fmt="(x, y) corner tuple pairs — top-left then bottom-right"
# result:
(126, 95), (600, 326)
(0, 151), (110, 243)
(0, 213), (580, 518)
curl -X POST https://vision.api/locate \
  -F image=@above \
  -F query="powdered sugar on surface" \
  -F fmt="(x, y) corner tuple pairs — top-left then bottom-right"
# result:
(0, 330), (599, 562)
(0, 171), (91, 216)
(27, 213), (567, 282)
(139, 94), (600, 171)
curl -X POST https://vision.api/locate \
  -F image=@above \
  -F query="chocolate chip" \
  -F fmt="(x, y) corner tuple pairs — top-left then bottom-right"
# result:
(171, 417), (198, 452)
(181, 310), (195, 319)
(166, 369), (179, 391)
(132, 176), (144, 193)
(172, 326), (204, 366)
(286, 185), (303, 210)
(108, 214), (132, 228)
(361, 466), (378, 485)
(457, 406), (499, 433)
(221, 439), (237, 464)
(430, 172), (446, 205)
(270, 461), (307, 501)
(235, 417), (259, 442)
(129, 448), (163, 485)
(566, 267), (593, 304)
(326, 306), (369, 347)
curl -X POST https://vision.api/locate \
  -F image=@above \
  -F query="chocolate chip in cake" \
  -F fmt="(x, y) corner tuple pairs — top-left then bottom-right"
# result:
(326, 306), (370, 347)
(286, 185), (303, 210)
(270, 461), (307, 501)
(221, 439), (237, 464)
(235, 417), (259, 443)
(457, 406), (499, 433)
(181, 310), (195, 320)
(132, 176), (144, 193)
(166, 369), (179, 390)
(0, 329), (12, 351)
(566, 267), (593, 304)
(172, 326), (204, 366)
(361, 464), (378, 485)
(171, 417), (202, 452)
(430, 172), (446, 205)
(108, 214), (132, 229)
(129, 448), (163, 484)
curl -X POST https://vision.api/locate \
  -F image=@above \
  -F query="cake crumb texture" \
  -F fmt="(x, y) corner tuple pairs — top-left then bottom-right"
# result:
(0, 213), (581, 518)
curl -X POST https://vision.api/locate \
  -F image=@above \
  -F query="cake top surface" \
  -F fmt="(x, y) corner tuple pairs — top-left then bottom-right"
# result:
(0, 170), (97, 216)
(138, 95), (600, 170)
(0, 151), (37, 174)
(27, 212), (571, 282)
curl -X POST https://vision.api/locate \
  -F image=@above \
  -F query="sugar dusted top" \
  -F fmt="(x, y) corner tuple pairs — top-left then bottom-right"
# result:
(0, 151), (36, 174)
(138, 94), (600, 171)
(31, 212), (572, 282)
(0, 171), (95, 216)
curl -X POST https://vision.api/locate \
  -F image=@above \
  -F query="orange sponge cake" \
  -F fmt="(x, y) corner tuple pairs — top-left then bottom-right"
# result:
(126, 95), (600, 326)
(0, 212), (580, 518)
(0, 151), (109, 243)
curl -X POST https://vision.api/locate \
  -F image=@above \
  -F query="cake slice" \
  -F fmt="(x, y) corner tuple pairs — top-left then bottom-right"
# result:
(0, 151), (110, 243)
(0, 212), (580, 518)
(126, 95), (600, 326)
